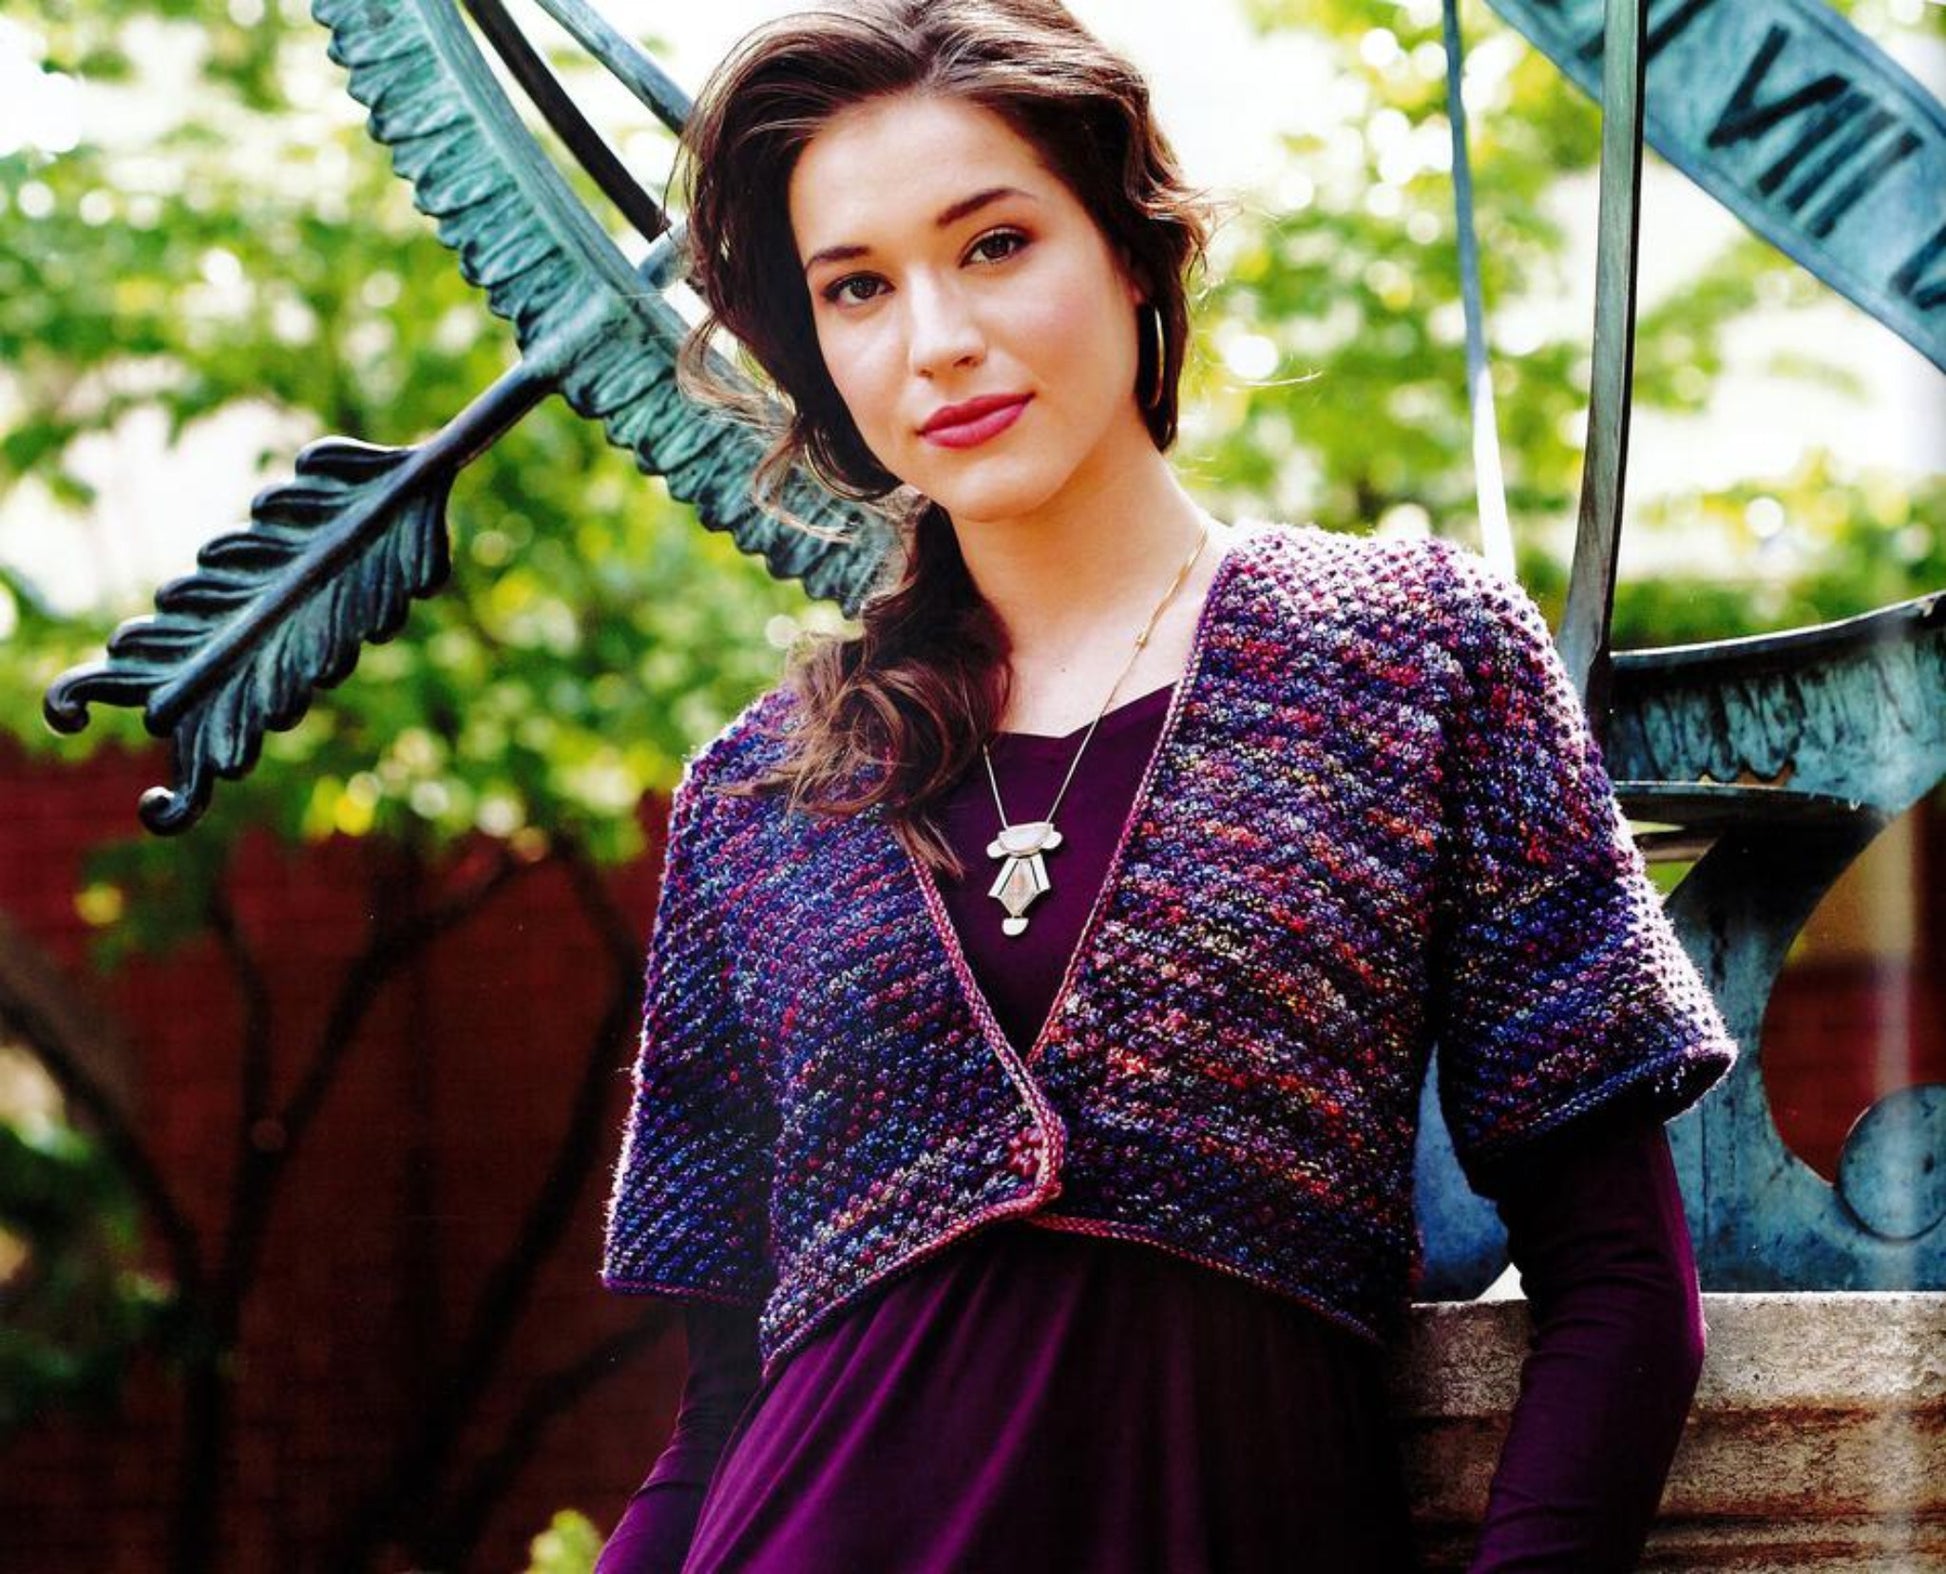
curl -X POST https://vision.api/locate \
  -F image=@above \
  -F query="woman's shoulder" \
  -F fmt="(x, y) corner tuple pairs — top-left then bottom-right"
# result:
(1235, 517), (1488, 637)
(673, 683), (803, 801)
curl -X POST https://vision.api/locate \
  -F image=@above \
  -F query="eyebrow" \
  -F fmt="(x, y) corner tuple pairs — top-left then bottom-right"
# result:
(801, 186), (1039, 276)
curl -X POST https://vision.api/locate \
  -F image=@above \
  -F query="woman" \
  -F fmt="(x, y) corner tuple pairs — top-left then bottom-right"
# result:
(596, 3), (1737, 1569)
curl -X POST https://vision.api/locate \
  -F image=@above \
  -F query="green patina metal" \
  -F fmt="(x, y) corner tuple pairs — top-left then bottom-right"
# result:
(1413, 0), (1945, 1298)
(1424, 589), (1946, 1295)
(1608, 595), (1946, 1288)
(1485, 0), (1946, 374)
(43, 0), (896, 833)
(41, 0), (1946, 1293)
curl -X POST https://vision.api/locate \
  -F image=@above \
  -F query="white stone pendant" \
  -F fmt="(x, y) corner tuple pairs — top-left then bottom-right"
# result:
(985, 820), (1064, 937)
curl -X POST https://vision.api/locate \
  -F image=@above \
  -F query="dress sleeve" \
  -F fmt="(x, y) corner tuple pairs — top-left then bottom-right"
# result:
(1426, 542), (1738, 1197)
(1467, 1111), (1707, 1571)
(601, 766), (777, 1307)
(594, 1304), (764, 1574)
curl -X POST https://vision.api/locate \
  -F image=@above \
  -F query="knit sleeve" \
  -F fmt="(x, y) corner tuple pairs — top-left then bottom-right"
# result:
(601, 764), (777, 1308)
(1425, 542), (1738, 1199)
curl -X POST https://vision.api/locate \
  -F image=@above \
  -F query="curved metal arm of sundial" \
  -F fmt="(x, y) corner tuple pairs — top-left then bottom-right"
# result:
(1455, 0), (1946, 731)
(42, 0), (897, 835)
(1556, 0), (1647, 733)
(1601, 592), (1946, 1286)
(1482, 0), (1946, 378)
(1607, 590), (1946, 823)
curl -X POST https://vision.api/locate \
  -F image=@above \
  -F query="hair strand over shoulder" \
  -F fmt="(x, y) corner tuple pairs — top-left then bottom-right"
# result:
(672, 0), (1219, 878)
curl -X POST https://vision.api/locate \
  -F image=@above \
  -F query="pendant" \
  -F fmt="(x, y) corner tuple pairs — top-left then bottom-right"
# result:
(985, 819), (1064, 937)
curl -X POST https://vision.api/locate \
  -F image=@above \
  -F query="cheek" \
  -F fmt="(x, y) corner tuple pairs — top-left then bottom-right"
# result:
(819, 330), (900, 436)
(1033, 261), (1135, 369)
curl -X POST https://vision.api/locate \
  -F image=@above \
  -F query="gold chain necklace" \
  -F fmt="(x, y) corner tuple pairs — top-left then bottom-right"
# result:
(979, 518), (1213, 938)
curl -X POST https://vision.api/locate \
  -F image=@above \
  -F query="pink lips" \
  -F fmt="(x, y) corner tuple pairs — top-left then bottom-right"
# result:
(921, 395), (1031, 449)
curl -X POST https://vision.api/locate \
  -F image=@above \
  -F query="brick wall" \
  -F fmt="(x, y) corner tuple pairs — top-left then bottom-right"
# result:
(0, 739), (1939, 1572)
(0, 738), (686, 1574)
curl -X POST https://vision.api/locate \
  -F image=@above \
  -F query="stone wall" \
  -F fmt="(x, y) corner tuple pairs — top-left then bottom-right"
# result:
(1395, 1291), (1946, 1571)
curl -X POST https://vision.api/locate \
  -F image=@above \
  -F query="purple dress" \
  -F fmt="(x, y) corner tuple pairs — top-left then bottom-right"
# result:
(597, 682), (1705, 1574)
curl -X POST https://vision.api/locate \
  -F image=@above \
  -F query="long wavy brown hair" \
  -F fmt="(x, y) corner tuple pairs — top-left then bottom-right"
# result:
(673, 0), (1218, 878)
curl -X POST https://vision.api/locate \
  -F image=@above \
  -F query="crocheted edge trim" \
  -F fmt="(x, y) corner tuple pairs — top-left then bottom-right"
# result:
(596, 1273), (768, 1311)
(1024, 1211), (1392, 1347)
(1459, 1035), (1738, 1174)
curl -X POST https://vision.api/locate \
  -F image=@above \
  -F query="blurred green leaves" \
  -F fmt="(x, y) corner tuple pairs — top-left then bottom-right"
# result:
(3, 0), (835, 872)
(1203, 0), (1940, 631)
(521, 1508), (601, 1574)
(1, 0), (1938, 883)
(0, 1108), (172, 1440)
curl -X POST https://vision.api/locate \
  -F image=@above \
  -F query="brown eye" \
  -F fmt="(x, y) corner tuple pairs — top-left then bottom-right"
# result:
(823, 275), (885, 306)
(970, 230), (1028, 264)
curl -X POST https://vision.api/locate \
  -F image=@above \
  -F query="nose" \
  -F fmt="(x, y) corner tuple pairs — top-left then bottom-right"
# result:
(904, 273), (984, 379)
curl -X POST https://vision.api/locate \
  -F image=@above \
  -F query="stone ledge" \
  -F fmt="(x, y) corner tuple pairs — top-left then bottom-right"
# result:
(1390, 1291), (1946, 1571)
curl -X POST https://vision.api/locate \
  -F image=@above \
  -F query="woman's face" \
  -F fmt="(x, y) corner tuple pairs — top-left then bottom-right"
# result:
(787, 91), (1150, 531)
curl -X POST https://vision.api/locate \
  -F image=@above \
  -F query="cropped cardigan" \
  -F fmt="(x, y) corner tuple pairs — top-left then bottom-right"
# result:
(599, 518), (1739, 1378)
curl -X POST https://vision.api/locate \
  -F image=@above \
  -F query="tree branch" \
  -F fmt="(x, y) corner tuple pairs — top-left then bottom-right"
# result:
(424, 1313), (673, 1569)
(280, 839), (532, 1149)
(205, 877), (274, 1126)
(0, 965), (201, 1291)
(330, 831), (649, 1572)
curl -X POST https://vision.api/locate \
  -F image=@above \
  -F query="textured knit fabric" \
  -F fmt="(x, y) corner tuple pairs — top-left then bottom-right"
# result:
(595, 1115), (1700, 1574)
(934, 678), (1186, 1056)
(595, 680), (1707, 1572)
(638, 680), (1415, 1573)
(599, 518), (1739, 1378)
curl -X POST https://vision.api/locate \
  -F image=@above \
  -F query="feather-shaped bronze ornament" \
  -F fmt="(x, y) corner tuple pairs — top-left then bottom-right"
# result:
(43, 0), (896, 833)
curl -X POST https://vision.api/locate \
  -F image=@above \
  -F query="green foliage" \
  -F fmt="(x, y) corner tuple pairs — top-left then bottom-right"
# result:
(1203, 0), (1610, 529)
(521, 1509), (601, 1574)
(1206, 0), (1940, 626)
(1626, 459), (1946, 642)
(3, 0), (1938, 877)
(0, 1112), (174, 1440)
(3, 0), (834, 872)
(0, 567), (123, 761)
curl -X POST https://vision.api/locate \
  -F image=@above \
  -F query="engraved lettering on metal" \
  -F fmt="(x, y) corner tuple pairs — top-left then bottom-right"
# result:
(1485, 0), (1946, 370)
(33, 0), (1946, 1305)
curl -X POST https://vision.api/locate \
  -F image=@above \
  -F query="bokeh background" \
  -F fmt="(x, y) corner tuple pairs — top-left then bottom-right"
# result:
(1, 1), (1940, 1569)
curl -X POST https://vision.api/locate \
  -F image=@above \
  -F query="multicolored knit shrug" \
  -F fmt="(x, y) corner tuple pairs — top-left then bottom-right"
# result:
(600, 518), (1738, 1379)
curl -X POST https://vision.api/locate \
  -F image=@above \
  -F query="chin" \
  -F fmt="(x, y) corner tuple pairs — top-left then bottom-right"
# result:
(936, 490), (1065, 530)
(916, 465), (1076, 527)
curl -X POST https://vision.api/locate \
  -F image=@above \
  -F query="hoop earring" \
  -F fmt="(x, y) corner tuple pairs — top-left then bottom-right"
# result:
(1139, 302), (1167, 411)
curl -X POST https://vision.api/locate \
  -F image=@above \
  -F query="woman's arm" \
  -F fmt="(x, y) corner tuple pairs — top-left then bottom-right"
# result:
(595, 1302), (764, 1574)
(1466, 1112), (1707, 1572)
